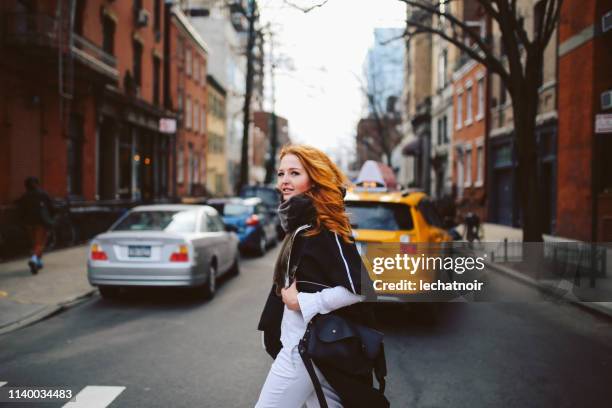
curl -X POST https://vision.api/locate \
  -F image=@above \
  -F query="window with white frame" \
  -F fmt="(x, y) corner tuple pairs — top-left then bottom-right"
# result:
(465, 146), (472, 186)
(185, 96), (192, 129)
(438, 50), (447, 89)
(193, 57), (199, 83)
(456, 92), (463, 129)
(456, 150), (464, 198)
(185, 48), (192, 76)
(200, 106), (206, 134)
(193, 101), (199, 133)
(200, 64), (206, 86)
(465, 84), (473, 125)
(476, 145), (484, 185)
(477, 78), (484, 120)
(177, 146), (184, 183)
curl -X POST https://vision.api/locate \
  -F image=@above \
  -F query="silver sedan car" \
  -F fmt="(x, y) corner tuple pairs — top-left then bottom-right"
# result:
(87, 204), (240, 299)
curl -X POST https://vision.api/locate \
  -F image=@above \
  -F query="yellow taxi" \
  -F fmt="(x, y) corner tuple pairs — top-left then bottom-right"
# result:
(345, 161), (452, 299)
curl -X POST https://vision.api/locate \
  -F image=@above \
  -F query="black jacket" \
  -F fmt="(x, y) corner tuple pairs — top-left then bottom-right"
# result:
(17, 188), (54, 227)
(258, 226), (389, 408)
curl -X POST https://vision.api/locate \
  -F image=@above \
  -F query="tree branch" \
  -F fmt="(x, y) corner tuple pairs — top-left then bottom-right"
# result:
(543, 0), (562, 47)
(282, 0), (329, 13)
(399, 0), (498, 64)
(404, 20), (510, 83)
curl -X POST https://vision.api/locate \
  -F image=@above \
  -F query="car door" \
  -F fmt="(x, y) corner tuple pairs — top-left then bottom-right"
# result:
(204, 210), (228, 273)
(256, 203), (274, 242)
(211, 213), (234, 273)
(193, 211), (216, 274)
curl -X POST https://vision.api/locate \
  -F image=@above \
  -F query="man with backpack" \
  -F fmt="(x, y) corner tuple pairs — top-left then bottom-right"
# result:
(17, 177), (55, 274)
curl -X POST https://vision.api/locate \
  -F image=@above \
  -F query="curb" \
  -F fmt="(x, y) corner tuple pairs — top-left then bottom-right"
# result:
(0, 289), (97, 336)
(486, 261), (612, 321)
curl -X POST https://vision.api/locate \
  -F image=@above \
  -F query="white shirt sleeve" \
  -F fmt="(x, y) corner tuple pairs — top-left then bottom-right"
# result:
(297, 286), (363, 324)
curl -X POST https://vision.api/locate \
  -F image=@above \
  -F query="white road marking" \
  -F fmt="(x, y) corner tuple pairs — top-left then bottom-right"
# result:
(62, 386), (126, 408)
(0, 381), (6, 387)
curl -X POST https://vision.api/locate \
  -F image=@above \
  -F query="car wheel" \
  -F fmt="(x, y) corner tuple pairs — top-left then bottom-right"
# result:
(99, 286), (121, 299)
(228, 252), (240, 276)
(202, 263), (217, 300)
(257, 234), (267, 257)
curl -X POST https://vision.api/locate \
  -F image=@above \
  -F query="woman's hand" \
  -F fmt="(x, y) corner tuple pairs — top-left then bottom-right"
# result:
(281, 281), (300, 311)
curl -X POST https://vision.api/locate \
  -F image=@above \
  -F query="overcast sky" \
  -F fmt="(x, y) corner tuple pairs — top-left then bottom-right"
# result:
(259, 0), (406, 165)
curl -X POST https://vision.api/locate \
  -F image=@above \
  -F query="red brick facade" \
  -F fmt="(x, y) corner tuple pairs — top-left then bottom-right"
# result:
(557, 0), (612, 241)
(451, 61), (487, 221)
(170, 9), (208, 198)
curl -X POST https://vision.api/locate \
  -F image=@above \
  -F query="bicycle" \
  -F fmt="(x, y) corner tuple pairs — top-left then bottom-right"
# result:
(45, 199), (78, 251)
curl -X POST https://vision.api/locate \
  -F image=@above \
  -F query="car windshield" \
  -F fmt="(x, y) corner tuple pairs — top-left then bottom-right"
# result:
(223, 204), (252, 216)
(112, 210), (197, 233)
(345, 202), (414, 231)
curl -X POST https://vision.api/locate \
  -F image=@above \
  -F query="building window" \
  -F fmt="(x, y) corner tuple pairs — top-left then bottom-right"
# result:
(456, 150), (464, 198)
(442, 115), (448, 143)
(193, 101), (199, 133)
(178, 88), (183, 111)
(185, 96), (192, 129)
(201, 106), (206, 134)
(465, 146), (472, 187)
(456, 92), (463, 129)
(133, 40), (143, 86)
(102, 16), (115, 55)
(185, 48), (192, 76)
(438, 50), (447, 89)
(153, 56), (161, 106)
(465, 84), (473, 125)
(476, 145), (484, 186)
(200, 64), (206, 86)
(177, 146), (184, 183)
(477, 78), (484, 120)
(194, 57), (199, 83)
(188, 144), (194, 189)
(154, 0), (161, 34)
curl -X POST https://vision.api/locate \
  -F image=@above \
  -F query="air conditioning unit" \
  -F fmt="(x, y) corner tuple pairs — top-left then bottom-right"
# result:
(136, 9), (149, 27)
(603, 10), (612, 33)
(602, 90), (612, 110)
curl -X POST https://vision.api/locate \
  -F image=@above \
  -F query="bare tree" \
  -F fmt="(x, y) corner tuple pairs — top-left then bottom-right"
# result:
(399, 0), (561, 242)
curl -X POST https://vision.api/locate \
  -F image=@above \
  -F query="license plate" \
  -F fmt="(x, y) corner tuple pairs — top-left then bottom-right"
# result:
(128, 246), (151, 258)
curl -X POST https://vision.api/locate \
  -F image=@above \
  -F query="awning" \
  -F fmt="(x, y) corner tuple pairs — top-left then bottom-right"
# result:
(402, 139), (421, 156)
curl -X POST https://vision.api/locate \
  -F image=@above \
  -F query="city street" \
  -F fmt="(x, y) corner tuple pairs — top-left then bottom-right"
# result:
(1, 246), (612, 407)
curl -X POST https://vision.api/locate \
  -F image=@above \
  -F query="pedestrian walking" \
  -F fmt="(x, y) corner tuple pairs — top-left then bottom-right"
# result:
(16, 177), (54, 274)
(256, 145), (388, 408)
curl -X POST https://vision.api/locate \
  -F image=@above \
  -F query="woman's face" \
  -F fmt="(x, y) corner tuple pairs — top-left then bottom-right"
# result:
(277, 154), (312, 201)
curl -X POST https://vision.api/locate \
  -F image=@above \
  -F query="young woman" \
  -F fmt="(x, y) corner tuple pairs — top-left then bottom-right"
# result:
(256, 145), (388, 408)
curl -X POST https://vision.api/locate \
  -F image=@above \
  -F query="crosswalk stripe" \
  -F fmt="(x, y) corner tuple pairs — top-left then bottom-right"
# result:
(62, 386), (126, 408)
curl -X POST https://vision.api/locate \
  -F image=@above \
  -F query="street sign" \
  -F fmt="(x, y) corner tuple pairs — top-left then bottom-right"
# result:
(595, 114), (612, 134)
(159, 118), (177, 134)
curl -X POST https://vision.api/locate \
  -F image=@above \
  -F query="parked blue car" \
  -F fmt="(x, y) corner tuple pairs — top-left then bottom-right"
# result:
(207, 197), (278, 256)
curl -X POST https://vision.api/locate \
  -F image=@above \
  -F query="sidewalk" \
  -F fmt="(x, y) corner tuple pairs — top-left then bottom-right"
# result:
(472, 222), (612, 319)
(0, 245), (96, 335)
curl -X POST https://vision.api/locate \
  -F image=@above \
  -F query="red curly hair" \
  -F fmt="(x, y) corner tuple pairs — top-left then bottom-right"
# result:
(279, 144), (353, 243)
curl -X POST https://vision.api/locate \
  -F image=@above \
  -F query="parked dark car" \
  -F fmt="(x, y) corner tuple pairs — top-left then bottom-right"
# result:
(207, 197), (278, 256)
(239, 185), (283, 239)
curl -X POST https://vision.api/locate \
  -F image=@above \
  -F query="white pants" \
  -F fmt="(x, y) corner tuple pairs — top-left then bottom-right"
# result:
(255, 345), (343, 408)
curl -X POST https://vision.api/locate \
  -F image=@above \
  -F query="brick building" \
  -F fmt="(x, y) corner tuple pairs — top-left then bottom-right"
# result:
(452, 60), (487, 220)
(169, 6), (208, 198)
(0, 0), (176, 207)
(557, 0), (612, 241)
(252, 111), (290, 182)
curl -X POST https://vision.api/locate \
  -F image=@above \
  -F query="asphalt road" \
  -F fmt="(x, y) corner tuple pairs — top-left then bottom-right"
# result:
(1, 245), (611, 407)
